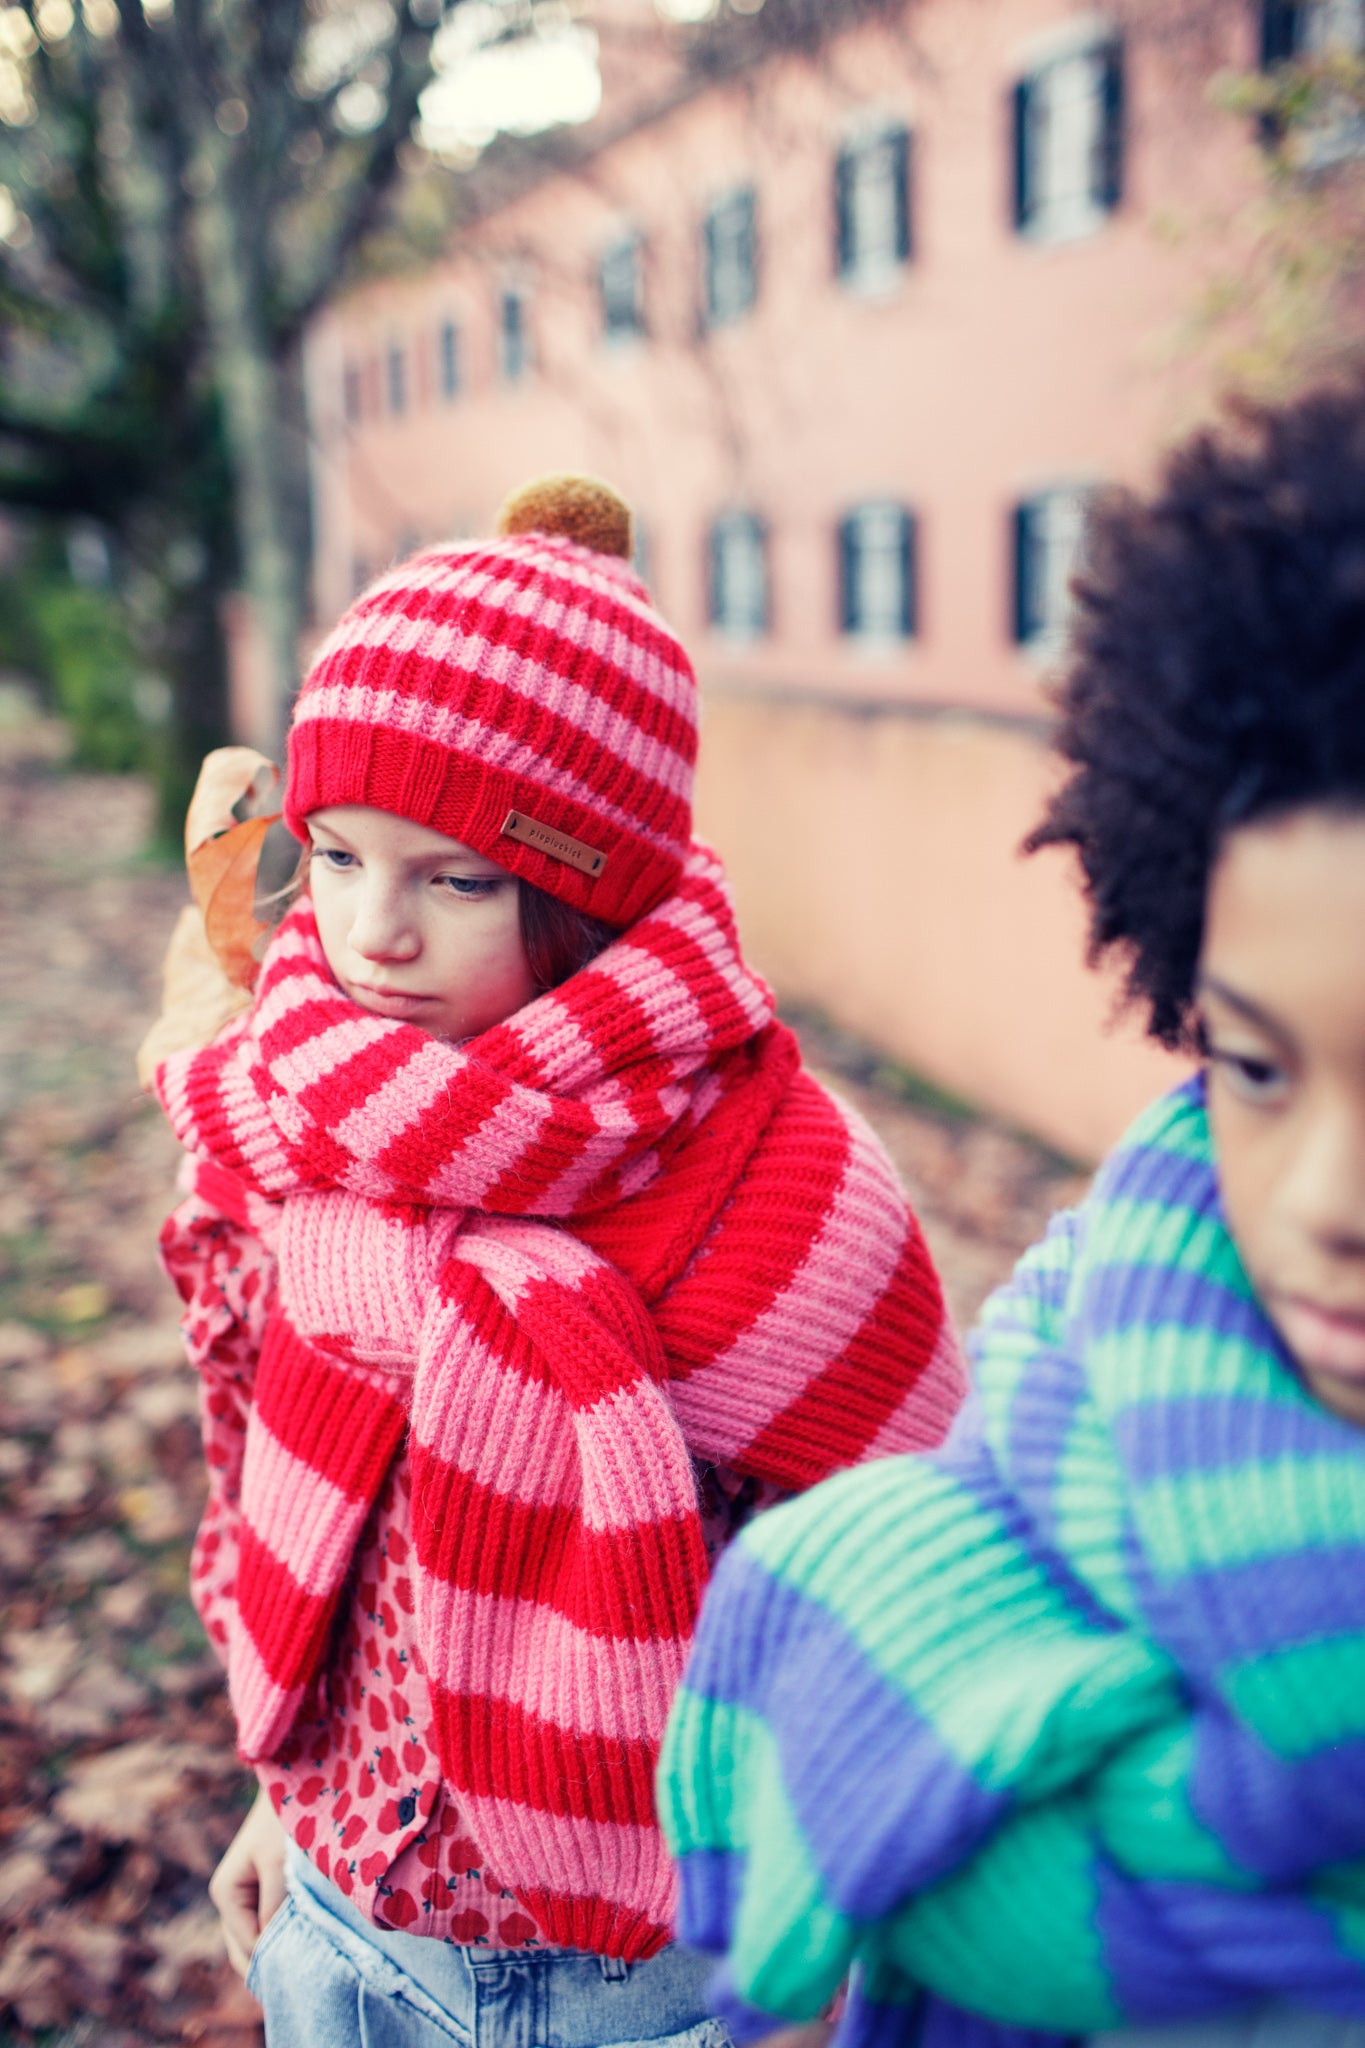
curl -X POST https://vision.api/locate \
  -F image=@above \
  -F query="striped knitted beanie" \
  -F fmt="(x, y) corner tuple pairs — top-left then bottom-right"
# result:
(284, 474), (696, 928)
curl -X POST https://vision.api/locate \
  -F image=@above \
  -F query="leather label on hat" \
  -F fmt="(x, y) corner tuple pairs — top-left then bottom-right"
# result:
(500, 809), (608, 878)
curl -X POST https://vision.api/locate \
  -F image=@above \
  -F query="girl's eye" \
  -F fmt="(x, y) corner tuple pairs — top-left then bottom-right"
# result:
(311, 848), (356, 871)
(1209, 1046), (1289, 1106)
(436, 875), (498, 899)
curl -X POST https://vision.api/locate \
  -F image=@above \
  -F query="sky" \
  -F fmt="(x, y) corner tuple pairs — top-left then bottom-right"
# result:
(417, 0), (732, 155)
(418, 3), (605, 155)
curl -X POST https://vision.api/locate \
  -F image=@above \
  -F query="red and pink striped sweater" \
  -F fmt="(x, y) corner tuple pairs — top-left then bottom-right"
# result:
(155, 845), (964, 1957)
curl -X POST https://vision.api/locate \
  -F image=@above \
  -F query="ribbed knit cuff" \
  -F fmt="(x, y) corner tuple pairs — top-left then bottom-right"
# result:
(285, 718), (680, 926)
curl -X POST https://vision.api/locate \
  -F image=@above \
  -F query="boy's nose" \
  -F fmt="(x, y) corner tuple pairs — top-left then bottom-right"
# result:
(1281, 1101), (1365, 1257)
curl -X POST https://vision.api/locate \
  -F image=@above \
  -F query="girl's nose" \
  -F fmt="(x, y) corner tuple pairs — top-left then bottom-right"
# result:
(347, 882), (419, 964)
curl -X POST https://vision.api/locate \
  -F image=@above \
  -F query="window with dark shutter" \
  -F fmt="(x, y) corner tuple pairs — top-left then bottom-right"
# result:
(703, 189), (758, 328)
(1011, 488), (1093, 648)
(707, 512), (768, 638)
(835, 125), (913, 287)
(438, 321), (460, 400)
(1260, 3), (1365, 154)
(835, 147), (854, 277)
(343, 362), (362, 426)
(1261, 0), (1305, 61)
(1012, 78), (1035, 231)
(601, 235), (645, 341)
(387, 344), (405, 416)
(840, 503), (916, 641)
(1012, 501), (1040, 644)
(1095, 41), (1124, 210)
(499, 288), (531, 382)
(1012, 37), (1124, 243)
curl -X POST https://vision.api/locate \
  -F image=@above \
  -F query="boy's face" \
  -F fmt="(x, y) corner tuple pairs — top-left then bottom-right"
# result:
(1199, 807), (1365, 1426)
(306, 805), (538, 1044)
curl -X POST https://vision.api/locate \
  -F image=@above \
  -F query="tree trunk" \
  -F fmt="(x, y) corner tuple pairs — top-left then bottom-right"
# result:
(187, 120), (308, 760)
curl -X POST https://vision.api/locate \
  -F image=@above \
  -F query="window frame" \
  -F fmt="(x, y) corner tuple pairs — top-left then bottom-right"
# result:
(702, 186), (759, 331)
(386, 340), (406, 417)
(498, 283), (532, 385)
(1259, 2), (1365, 161)
(437, 317), (462, 402)
(706, 510), (770, 642)
(838, 502), (917, 644)
(1011, 33), (1124, 245)
(1262, 0), (1365, 60)
(835, 123), (913, 292)
(600, 231), (647, 344)
(1011, 483), (1096, 654)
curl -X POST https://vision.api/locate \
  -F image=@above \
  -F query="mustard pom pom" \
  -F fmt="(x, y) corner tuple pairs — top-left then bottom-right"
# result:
(495, 473), (634, 561)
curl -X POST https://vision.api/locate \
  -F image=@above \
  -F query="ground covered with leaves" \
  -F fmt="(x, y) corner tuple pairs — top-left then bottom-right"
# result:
(0, 729), (1084, 2047)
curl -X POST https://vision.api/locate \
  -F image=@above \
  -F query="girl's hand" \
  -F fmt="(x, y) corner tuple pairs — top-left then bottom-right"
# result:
(209, 1785), (289, 1979)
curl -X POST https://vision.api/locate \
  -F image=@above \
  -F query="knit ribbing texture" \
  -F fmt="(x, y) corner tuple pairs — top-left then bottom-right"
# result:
(154, 843), (964, 1958)
(283, 532), (697, 925)
(660, 1075), (1365, 2040)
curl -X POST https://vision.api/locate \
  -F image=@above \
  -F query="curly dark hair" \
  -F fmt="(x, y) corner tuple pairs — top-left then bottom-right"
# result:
(1026, 384), (1365, 1049)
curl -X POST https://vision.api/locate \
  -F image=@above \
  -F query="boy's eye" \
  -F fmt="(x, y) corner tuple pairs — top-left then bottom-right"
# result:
(311, 847), (356, 871)
(1209, 1046), (1289, 1105)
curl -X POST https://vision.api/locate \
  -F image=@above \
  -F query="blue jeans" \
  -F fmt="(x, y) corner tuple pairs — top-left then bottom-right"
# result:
(246, 1846), (730, 2048)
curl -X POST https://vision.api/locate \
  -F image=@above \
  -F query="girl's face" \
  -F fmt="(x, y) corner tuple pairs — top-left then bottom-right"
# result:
(1199, 807), (1365, 1426)
(306, 805), (538, 1044)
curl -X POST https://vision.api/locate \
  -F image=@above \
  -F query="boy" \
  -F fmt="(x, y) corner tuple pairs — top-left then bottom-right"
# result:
(658, 386), (1365, 2048)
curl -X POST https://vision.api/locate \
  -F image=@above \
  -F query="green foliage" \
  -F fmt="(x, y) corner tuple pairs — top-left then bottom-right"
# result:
(29, 578), (144, 773)
(1187, 50), (1365, 400)
(0, 533), (154, 774)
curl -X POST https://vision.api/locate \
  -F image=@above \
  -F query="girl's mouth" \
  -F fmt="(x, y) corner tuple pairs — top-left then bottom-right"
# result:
(349, 983), (435, 1016)
(1275, 1294), (1365, 1379)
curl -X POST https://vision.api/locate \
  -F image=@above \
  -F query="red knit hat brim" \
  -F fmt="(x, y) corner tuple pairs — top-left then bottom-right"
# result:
(285, 716), (683, 927)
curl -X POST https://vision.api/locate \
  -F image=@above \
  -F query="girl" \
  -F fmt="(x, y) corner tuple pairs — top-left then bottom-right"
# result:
(659, 386), (1365, 2048)
(147, 474), (965, 2048)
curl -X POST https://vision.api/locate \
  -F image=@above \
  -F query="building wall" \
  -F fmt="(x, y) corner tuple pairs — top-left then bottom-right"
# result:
(300, 0), (1263, 1159)
(693, 692), (1183, 1163)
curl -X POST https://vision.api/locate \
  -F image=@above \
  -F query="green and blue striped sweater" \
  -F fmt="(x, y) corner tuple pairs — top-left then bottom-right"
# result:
(659, 1078), (1365, 2047)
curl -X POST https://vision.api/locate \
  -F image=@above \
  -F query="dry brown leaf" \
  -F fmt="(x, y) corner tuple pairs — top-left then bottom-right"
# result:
(54, 1739), (236, 1847)
(136, 748), (282, 1087)
(0, 1936), (72, 2029)
(0, 1847), (62, 1925)
(136, 904), (252, 1089)
(197, 812), (275, 987)
(143, 1902), (224, 1998)
(28, 1912), (138, 1999)
(184, 747), (281, 991)
(181, 1973), (264, 2045)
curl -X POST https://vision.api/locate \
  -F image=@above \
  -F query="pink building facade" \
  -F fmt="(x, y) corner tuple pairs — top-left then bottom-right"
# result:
(301, 0), (1300, 1160)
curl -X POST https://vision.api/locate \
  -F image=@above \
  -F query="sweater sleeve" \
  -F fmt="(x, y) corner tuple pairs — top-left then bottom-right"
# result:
(657, 1213), (1183, 2041)
(159, 1173), (277, 1664)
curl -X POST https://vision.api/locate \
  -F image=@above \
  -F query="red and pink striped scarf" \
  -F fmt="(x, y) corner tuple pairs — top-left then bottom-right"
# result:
(155, 844), (963, 1957)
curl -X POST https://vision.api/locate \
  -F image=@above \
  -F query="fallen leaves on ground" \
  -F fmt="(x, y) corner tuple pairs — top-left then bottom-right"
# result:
(1, 731), (259, 2046)
(0, 721), (1086, 2046)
